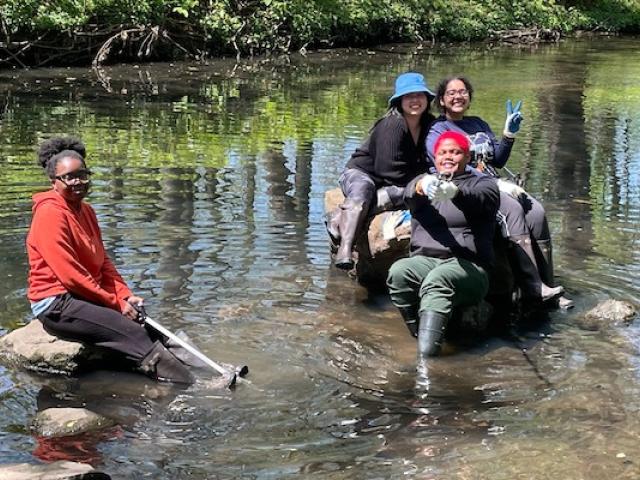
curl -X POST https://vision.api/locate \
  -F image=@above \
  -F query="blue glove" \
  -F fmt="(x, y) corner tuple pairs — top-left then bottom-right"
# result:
(503, 99), (523, 138)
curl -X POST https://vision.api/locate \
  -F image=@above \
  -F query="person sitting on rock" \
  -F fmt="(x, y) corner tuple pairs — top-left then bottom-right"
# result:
(326, 72), (436, 270)
(387, 131), (500, 358)
(426, 75), (571, 308)
(26, 137), (193, 383)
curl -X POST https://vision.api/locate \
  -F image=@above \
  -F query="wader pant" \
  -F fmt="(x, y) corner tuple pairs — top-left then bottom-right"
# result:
(38, 293), (155, 363)
(386, 256), (489, 316)
(498, 191), (564, 300)
(333, 168), (406, 269)
(498, 192), (549, 241)
(339, 168), (377, 207)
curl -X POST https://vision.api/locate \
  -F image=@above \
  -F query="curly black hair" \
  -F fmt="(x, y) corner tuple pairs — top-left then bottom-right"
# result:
(435, 76), (474, 114)
(37, 137), (87, 179)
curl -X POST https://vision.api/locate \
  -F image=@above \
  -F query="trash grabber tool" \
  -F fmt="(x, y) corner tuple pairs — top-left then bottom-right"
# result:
(132, 305), (249, 386)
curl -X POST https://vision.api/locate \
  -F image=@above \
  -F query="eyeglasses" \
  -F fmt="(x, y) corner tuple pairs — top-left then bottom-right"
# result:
(55, 169), (92, 185)
(444, 89), (470, 98)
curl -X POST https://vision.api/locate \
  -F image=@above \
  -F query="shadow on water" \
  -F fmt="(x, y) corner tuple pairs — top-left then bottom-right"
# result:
(1, 38), (640, 478)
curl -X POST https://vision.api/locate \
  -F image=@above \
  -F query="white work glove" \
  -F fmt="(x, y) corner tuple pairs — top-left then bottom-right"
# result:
(497, 179), (526, 198)
(419, 175), (439, 196)
(429, 181), (459, 201)
(419, 174), (459, 201)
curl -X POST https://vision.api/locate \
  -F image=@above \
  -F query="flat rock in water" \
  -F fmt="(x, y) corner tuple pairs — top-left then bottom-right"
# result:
(0, 321), (107, 375)
(580, 299), (637, 330)
(32, 407), (115, 438)
(0, 460), (110, 479)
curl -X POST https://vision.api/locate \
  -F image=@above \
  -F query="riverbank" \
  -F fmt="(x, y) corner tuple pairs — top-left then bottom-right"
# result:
(1, 0), (639, 69)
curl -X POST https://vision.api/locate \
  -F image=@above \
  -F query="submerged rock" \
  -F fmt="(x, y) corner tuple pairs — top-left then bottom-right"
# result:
(0, 460), (110, 479)
(32, 407), (115, 438)
(0, 320), (108, 375)
(580, 299), (637, 330)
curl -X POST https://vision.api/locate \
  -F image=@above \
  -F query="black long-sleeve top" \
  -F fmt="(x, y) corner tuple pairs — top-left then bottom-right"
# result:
(345, 112), (434, 187)
(404, 171), (500, 269)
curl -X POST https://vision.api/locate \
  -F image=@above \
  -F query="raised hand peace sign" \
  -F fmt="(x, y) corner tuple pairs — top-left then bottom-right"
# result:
(503, 99), (523, 138)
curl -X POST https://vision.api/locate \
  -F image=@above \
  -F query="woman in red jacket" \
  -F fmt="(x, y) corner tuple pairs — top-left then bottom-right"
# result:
(27, 137), (192, 383)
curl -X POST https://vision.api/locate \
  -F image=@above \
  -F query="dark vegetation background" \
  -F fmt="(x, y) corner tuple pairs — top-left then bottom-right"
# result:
(1, 0), (639, 68)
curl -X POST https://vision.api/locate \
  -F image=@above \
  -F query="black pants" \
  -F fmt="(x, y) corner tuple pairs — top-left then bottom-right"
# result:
(498, 191), (550, 240)
(38, 294), (155, 363)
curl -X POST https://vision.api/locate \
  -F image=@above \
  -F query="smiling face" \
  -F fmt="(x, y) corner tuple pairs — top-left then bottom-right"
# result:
(434, 138), (470, 175)
(400, 92), (429, 117)
(439, 79), (471, 120)
(52, 156), (91, 204)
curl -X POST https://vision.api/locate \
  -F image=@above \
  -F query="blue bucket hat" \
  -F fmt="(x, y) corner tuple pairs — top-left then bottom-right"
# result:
(389, 72), (435, 104)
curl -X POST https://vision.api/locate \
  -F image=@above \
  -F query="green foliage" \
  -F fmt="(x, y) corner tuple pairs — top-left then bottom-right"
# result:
(1, 0), (640, 63)
(567, 0), (640, 31)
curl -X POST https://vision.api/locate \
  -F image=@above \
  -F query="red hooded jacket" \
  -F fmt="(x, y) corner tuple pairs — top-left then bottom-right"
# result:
(26, 190), (132, 312)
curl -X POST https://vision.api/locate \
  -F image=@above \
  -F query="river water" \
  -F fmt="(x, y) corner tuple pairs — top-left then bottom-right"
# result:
(1, 37), (639, 479)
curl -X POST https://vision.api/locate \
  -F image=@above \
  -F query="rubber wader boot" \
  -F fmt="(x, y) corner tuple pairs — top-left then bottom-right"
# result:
(164, 331), (209, 368)
(139, 341), (194, 384)
(534, 239), (555, 286)
(535, 239), (574, 309)
(418, 311), (449, 358)
(397, 305), (420, 338)
(510, 235), (564, 302)
(324, 207), (341, 251)
(335, 199), (367, 270)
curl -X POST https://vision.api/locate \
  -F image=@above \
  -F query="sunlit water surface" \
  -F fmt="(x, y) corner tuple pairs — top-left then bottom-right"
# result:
(1, 37), (640, 479)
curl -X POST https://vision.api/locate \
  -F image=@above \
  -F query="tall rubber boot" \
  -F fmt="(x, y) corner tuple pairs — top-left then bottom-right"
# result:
(324, 207), (341, 251)
(335, 199), (368, 270)
(397, 305), (420, 338)
(138, 341), (194, 384)
(534, 239), (554, 286)
(510, 235), (563, 302)
(418, 311), (449, 358)
(535, 239), (574, 309)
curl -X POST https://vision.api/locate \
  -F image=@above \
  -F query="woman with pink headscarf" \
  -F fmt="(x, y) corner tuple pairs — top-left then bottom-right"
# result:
(387, 131), (500, 358)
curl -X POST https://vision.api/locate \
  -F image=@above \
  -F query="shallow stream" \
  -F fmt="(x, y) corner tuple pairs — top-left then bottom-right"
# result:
(1, 37), (640, 479)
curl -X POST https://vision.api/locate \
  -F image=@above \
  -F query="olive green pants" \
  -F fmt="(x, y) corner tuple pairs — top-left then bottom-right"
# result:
(386, 256), (489, 316)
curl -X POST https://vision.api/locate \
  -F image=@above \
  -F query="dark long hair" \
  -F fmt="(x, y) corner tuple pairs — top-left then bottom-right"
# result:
(37, 137), (87, 179)
(435, 76), (474, 114)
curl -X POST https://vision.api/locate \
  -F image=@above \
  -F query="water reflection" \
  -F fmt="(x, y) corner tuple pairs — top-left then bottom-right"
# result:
(0, 38), (639, 478)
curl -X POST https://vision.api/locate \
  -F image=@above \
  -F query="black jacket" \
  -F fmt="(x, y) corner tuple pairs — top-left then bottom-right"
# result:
(346, 112), (434, 187)
(404, 171), (500, 269)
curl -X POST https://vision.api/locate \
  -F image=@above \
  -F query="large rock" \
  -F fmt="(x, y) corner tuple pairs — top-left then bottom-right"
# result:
(32, 408), (115, 438)
(0, 321), (107, 375)
(579, 299), (637, 330)
(324, 188), (411, 287)
(0, 461), (110, 479)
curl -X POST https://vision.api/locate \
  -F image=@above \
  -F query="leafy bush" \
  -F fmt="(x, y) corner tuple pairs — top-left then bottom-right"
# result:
(1, 0), (639, 66)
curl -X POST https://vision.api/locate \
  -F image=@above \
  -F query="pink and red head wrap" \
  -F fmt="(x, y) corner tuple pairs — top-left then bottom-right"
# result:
(433, 131), (471, 156)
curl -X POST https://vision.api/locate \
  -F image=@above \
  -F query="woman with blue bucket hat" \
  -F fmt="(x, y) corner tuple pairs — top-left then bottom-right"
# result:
(326, 72), (436, 271)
